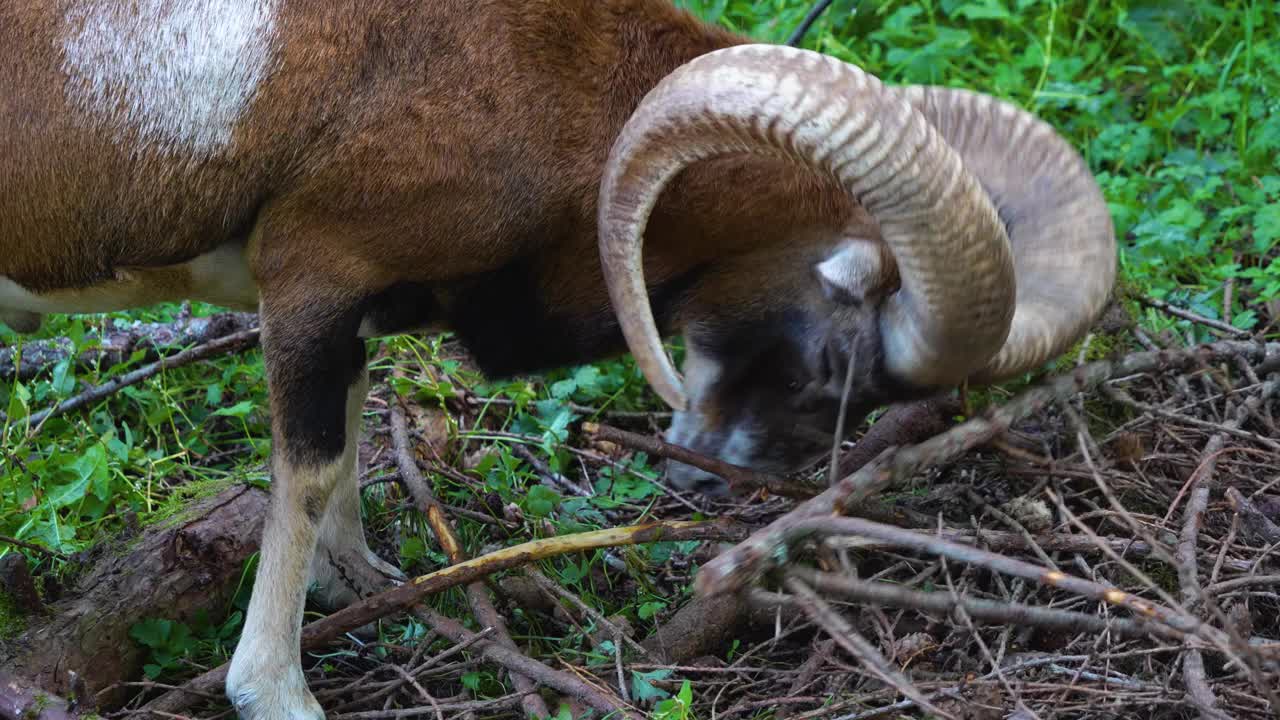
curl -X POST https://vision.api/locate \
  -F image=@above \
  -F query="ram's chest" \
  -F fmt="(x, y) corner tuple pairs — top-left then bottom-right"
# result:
(60, 0), (280, 155)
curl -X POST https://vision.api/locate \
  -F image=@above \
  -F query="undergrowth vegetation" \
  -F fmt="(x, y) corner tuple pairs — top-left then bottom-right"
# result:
(2, 0), (1277, 717)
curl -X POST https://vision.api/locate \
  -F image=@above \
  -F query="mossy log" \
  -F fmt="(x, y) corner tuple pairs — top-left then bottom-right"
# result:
(0, 484), (266, 711)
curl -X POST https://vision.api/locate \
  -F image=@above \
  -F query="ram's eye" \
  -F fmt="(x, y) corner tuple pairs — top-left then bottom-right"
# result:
(786, 377), (803, 392)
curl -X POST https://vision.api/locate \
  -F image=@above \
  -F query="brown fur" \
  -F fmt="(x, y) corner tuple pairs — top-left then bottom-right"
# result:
(1, 0), (862, 331)
(0, 5), (907, 716)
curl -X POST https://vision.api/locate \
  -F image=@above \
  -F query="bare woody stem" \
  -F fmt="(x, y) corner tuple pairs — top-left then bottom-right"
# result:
(783, 575), (952, 719)
(780, 516), (1234, 649)
(142, 518), (745, 715)
(582, 421), (820, 498)
(8, 328), (261, 431)
(388, 393), (552, 720)
(695, 339), (1279, 599)
(787, 567), (1176, 641)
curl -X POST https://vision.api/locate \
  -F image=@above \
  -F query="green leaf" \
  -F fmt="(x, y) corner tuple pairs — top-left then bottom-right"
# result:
(130, 618), (173, 649)
(571, 366), (602, 397)
(212, 400), (255, 418)
(523, 485), (561, 518)
(71, 443), (112, 502)
(630, 668), (674, 705)
(50, 359), (75, 396)
(461, 671), (483, 691)
(638, 601), (665, 620)
(1253, 202), (1280, 253)
(549, 378), (577, 399)
(6, 382), (31, 421)
(952, 0), (1012, 21)
(400, 536), (428, 565)
(46, 474), (91, 510)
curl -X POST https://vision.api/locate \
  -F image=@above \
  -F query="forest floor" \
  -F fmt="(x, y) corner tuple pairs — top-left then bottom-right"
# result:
(3, 1), (1279, 719)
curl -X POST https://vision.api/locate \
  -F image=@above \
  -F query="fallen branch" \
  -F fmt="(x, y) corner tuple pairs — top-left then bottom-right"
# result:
(390, 394), (550, 720)
(779, 516), (1234, 649)
(11, 327), (260, 430)
(837, 396), (960, 477)
(0, 485), (268, 710)
(414, 609), (637, 719)
(789, 567), (1179, 641)
(582, 422), (820, 498)
(142, 518), (746, 715)
(0, 311), (258, 382)
(783, 575), (951, 719)
(640, 593), (773, 665)
(0, 554), (43, 615)
(695, 339), (1279, 599)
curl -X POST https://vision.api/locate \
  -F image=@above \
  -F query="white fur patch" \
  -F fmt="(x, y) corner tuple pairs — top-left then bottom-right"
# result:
(61, 0), (279, 154)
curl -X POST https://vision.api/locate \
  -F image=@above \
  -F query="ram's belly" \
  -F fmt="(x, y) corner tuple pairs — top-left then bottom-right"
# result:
(0, 243), (260, 332)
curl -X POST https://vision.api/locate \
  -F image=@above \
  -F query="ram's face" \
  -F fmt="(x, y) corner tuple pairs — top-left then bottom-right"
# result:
(661, 242), (896, 495)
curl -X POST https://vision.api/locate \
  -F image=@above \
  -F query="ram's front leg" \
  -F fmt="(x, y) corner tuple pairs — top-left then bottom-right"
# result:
(309, 364), (406, 611)
(226, 296), (371, 720)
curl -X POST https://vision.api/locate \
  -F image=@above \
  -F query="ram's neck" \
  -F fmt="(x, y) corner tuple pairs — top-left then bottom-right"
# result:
(436, 1), (860, 377)
(578, 0), (858, 282)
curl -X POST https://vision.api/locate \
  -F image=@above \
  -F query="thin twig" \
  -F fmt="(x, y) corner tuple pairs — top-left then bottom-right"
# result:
(819, 529), (1249, 573)
(783, 575), (953, 719)
(1176, 402), (1248, 720)
(389, 392), (550, 720)
(583, 422), (820, 498)
(1139, 296), (1251, 338)
(0, 534), (67, 560)
(525, 568), (655, 662)
(414, 609), (639, 719)
(789, 567), (1177, 641)
(17, 328), (260, 430)
(779, 516), (1232, 649)
(142, 518), (744, 715)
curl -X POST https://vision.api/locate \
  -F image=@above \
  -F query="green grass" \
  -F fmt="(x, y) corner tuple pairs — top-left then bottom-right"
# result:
(2, 0), (1278, 713)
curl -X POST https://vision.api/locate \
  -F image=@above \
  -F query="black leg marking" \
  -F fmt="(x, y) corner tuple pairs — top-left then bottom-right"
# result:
(263, 303), (368, 467)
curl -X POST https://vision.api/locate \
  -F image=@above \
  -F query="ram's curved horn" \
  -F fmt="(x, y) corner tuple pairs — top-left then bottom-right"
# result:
(597, 44), (1015, 410)
(887, 85), (1116, 383)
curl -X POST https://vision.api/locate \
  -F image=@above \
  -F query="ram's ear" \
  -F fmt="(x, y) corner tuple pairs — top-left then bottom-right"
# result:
(815, 240), (886, 306)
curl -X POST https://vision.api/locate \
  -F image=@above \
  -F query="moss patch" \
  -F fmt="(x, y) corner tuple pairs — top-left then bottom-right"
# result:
(0, 587), (28, 640)
(143, 474), (263, 531)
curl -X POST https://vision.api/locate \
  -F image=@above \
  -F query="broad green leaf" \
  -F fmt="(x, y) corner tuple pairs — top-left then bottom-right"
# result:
(523, 485), (561, 518)
(212, 400), (255, 418)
